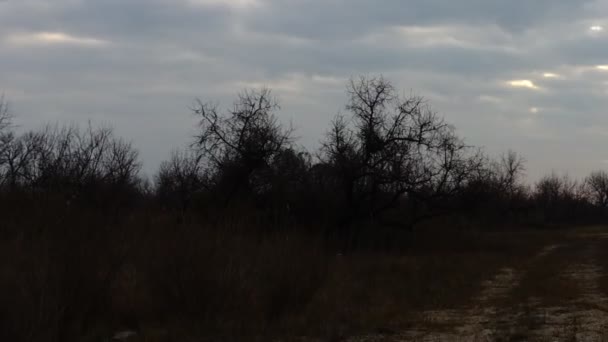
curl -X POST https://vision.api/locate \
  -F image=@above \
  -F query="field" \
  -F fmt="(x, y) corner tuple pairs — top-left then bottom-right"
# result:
(4, 208), (608, 341)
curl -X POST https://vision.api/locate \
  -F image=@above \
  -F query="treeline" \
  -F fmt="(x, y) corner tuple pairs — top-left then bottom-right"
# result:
(1, 76), (608, 234)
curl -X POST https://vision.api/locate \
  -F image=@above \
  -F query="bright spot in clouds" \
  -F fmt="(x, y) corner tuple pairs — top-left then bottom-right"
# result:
(508, 80), (539, 90)
(590, 25), (604, 32)
(597, 65), (608, 71)
(543, 72), (560, 78)
(530, 107), (540, 114)
(6, 32), (109, 46)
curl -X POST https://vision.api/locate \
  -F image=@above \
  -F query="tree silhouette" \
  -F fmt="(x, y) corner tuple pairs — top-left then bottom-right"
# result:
(585, 170), (608, 208)
(320, 76), (483, 228)
(193, 88), (294, 202)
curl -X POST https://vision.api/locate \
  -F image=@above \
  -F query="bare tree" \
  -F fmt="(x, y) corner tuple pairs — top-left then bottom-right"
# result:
(495, 151), (526, 194)
(0, 131), (42, 189)
(156, 148), (207, 210)
(320, 76), (482, 227)
(535, 173), (570, 203)
(534, 172), (589, 222)
(193, 88), (294, 199)
(0, 95), (15, 185)
(584, 170), (608, 208)
(0, 122), (141, 202)
(469, 150), (528, 205)
(0, 95), (12, 133)
(103, 138), (141, 187)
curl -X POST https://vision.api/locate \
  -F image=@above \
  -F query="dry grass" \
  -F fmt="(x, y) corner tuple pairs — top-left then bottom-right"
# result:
(0, 204), (577, 342)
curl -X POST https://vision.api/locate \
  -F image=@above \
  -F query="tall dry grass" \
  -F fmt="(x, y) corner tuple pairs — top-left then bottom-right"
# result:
(0, 198), (554, 341)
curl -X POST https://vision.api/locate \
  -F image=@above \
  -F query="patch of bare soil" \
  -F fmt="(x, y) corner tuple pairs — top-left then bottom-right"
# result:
(347, 245), (562, 342)
(521, 243), (608, 341)
(344, 241), (608, 342)
(346, 234), (608, 341)
(457, 239), (608, 341)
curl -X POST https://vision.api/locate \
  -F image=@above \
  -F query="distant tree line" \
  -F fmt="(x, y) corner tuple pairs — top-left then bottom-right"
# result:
(1, 76), (607, 235)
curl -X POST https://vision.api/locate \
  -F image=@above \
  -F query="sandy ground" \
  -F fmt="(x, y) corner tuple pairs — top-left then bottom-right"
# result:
(347, 235), (608, 342)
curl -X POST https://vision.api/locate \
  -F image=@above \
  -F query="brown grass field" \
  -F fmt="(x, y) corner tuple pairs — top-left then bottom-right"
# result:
(4, 205), (608, 341)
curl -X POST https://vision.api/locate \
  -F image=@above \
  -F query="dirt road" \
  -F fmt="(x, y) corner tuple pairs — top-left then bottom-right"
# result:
(348, 233), (608, 341)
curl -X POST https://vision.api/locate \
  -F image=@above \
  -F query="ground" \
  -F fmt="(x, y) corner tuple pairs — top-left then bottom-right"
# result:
(347, 229), (608, 342)
(98, 226), (608, 342)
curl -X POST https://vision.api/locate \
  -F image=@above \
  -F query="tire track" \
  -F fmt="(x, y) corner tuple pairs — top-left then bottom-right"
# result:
(541, 242), (608, 341)
(346, 236), (608, 341)
(489, 238), (608, 341)
(348, 244), (562, 341)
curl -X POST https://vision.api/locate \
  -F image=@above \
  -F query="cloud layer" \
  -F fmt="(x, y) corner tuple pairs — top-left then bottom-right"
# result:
(2, 0), (608, 181)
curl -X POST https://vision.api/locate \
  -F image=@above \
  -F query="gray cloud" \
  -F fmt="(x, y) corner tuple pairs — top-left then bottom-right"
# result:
(246, 0), (595, 39)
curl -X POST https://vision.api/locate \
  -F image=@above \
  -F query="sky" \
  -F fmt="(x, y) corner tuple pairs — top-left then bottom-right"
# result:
(2, 0), (608, 182)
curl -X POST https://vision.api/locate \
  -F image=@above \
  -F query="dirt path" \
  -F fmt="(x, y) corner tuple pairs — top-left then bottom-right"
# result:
(348, 234), (608, 341)
(521, 240), (608, 341)
(411, 245), (561, 341)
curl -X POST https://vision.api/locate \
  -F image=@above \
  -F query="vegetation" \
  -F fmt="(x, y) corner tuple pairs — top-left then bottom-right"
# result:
(2, 76), (608, 341)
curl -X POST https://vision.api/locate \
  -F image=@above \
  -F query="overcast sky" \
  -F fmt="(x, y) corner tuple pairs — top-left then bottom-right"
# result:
(2, 0), (608, 181)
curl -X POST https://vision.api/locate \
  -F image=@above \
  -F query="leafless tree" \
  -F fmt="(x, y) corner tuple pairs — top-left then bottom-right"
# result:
(469, 150), (529, 205)
(535, 173), (566, 203)
(533, 172), (590, 223)
(0, 122), (141, 201)
(106, 139), (140, 185)
(0, 95), (12, 133)
(0, 95), (16, 185)
(0, 131), (42, 189)
(156, 148), (207, 210)
(494, 151), (526, 194)
(584, 170), (608, 208)
(320, 76), (483, 226)
(193, 88), (294, 199)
